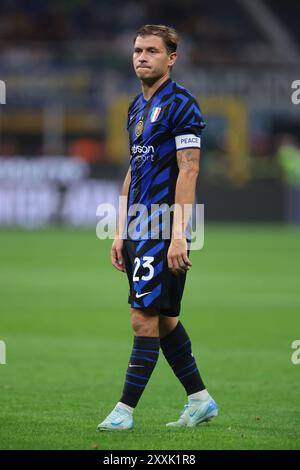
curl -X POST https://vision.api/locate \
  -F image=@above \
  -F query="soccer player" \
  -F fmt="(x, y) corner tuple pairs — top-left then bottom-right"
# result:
(97, 24), (218, 431)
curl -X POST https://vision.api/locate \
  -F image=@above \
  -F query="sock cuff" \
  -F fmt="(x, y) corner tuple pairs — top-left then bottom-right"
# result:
(133, 336), (160, 349)
(160, 322), (188, 348)
(117, 401), (135, 413)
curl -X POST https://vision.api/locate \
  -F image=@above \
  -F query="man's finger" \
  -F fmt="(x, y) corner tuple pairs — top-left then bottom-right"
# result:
(112, 257), (123, 271)
(176, 256), (186, 273)
(116, 249), (124, 266)
(167, 254), (173, 271)
(178, 255), (191, 271)
(111, 247), (125, 272)
(111, 247), (117, 264)
(182, 253), (192, 267)
(172, 256), (185, 275)
(113, 261), (126, 272)
(117, 249), (126, 271)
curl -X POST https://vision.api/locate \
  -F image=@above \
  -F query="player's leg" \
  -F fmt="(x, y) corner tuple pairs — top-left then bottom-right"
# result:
(159, 315), (207, 398)
(159, 315), (218, 427)
(119, 306), (160, 409)
(97, 307), (160, 431)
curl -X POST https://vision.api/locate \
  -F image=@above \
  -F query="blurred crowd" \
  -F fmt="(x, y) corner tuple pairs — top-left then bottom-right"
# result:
(0, 0), (299, 187)
(0, 0), (275, 65)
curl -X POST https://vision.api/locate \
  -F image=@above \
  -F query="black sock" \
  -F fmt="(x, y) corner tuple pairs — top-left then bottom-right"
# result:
(160, 322), (205, 395)
(120, 336), (160, 408)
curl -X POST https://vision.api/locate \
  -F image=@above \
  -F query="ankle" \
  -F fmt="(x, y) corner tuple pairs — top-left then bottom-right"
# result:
(117, 402), (134, 414)
(188, 389), (210, 402)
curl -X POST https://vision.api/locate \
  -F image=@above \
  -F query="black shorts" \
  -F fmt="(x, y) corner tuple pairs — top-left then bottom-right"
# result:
(123, 239), (188, 316)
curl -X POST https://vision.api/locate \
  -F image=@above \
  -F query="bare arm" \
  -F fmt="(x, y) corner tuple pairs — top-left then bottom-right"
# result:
(168, 148), (200, 274)
(116, 166), (131, 239)
(111, 166), (131, 272)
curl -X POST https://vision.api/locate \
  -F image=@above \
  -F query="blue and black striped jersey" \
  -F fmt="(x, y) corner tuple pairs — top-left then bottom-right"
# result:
(126, 78), (205, 240)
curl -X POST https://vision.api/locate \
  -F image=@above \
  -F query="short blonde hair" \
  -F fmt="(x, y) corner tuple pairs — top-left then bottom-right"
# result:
(133, 24), (179, 54)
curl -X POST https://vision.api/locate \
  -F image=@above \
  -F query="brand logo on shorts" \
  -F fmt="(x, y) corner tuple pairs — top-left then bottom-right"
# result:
(135, 291), (152, 298)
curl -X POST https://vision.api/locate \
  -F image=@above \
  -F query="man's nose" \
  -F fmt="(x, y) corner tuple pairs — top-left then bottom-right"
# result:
(138, 51), (147, 62)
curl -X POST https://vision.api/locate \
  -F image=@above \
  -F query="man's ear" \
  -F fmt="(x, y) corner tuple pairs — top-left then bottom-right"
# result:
(168, 52), (177, 67)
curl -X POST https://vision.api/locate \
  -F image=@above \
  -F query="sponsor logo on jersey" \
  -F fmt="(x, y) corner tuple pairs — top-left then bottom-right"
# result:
(150, 106), (161, 123)
(131, 145), (154, 155)
(131, 145), (155, 164)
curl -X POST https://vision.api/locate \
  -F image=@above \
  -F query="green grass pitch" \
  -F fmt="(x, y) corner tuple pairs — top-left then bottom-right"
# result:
(0, 225), (300, 450)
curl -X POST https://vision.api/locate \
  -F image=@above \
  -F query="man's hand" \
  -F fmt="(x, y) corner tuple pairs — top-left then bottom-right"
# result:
(167, 239), (192, 275)
(111, 238), (126, 272)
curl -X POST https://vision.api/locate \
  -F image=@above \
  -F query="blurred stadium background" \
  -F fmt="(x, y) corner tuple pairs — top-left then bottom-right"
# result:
(0, 0), (300, 450)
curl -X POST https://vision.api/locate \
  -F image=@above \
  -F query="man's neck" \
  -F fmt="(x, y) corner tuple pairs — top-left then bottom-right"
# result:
(141, 74), (170, 101)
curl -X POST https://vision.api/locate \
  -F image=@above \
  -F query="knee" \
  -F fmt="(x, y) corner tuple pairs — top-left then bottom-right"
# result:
(131, 310), (146, 335)
(131, 308), (159, 336)
(159, 316), (179, 339)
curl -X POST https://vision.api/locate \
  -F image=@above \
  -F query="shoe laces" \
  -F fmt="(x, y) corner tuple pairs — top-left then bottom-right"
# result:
(178, 403), (191, 420)
(181, 399), (205, 417)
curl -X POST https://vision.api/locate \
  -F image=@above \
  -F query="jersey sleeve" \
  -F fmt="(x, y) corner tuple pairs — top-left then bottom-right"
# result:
(170, 92), (206, 138)
(126, 107), (131, 131)
(126, 95), (140, 131)
(126, 101), (134, 131)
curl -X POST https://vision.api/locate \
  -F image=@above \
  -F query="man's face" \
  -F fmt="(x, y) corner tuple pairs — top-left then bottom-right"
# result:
(133, 35), (176, 83)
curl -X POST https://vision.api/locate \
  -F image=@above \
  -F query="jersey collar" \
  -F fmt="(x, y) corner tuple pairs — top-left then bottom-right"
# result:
(141, 78), (172, 103)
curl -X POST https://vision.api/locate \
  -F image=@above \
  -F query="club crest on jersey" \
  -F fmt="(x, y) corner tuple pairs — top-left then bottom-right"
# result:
(135, 119), (144, 137)
(150, 106), (161, 123)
